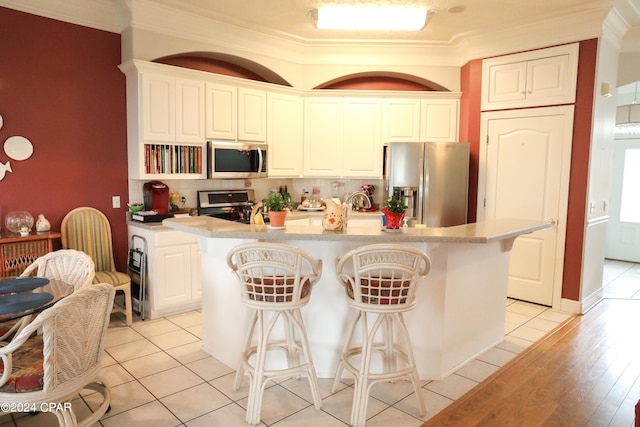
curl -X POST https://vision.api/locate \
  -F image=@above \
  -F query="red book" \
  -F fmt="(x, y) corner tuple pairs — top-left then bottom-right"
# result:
(145, 144), (150, 173)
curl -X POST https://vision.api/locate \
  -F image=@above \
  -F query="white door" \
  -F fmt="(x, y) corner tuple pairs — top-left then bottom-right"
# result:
(605, 138), (640, 262)
(479, 106), (573, 306)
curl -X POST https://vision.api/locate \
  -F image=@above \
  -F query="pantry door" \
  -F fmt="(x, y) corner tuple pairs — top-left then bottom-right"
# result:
(479, 106), (574, 306)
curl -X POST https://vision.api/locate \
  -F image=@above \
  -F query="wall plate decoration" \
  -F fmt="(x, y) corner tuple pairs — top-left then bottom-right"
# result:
(4, 136), (33, 161)
(0, 113), (35, 181)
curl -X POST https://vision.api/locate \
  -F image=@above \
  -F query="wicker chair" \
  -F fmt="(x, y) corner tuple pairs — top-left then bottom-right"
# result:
(0, 250), (96, 343)
(61, 207), (133, 326)
(20, 249), (96, 291)
(227, 242), (323, 425)
(0, 283), (115, 426)
(331, 244), (431, 427)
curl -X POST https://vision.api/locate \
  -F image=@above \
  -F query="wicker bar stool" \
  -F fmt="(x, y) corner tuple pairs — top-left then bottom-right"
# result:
(331, 244), (431, 427)
(227, 242), (323, 425)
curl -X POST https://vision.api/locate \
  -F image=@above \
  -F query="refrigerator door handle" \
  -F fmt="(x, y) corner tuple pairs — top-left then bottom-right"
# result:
(383, 144), (390, 195)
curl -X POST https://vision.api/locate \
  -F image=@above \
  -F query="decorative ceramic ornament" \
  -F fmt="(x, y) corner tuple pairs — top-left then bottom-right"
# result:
(36, 214), (51, 232)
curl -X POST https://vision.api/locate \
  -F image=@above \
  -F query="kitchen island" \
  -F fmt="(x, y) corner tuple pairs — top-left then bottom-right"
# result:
(164, 216), (549, 380)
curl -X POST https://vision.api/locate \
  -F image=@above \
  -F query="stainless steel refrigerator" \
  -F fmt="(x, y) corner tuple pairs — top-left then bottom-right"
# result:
(384, 142), (470, 227)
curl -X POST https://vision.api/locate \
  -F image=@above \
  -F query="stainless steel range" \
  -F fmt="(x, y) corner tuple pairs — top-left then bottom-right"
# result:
(197, 189), (263, 224)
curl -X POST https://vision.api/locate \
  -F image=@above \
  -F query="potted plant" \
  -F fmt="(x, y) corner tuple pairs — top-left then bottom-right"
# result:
(263, 191), (292, 228)
(382, 197), (408, 229)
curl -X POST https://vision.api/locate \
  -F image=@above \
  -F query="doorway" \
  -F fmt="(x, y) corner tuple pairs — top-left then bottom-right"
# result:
(605, 137), (640, 262)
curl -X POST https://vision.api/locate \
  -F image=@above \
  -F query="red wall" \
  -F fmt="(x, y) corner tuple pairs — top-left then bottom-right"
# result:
(320, 76), (436, 91)
(562, 38), (598, 300)
(157, 56), (269, 82)
(461, 40), (598, 303)
(0, 7), (129, 270)
(459, 59), (483, 222)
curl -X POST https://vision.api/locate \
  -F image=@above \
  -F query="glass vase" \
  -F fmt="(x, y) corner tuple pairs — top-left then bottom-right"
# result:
(5, 211), (35, 234)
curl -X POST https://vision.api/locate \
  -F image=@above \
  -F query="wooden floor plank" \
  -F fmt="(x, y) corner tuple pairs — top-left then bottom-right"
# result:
(422, 299), (640, 427)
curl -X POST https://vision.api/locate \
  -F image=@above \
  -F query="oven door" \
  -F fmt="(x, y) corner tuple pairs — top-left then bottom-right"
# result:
(207, 141), (268, 179)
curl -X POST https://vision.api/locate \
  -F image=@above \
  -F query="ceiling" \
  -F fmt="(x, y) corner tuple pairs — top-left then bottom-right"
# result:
(148, 0), (640, 45)
(1, 0), (638, 48)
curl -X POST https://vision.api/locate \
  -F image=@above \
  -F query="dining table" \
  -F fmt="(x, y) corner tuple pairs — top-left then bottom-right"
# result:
(0, 276), (74, 327)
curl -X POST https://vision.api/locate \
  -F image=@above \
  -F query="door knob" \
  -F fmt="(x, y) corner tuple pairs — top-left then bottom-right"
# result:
(547, 218), (557, 226)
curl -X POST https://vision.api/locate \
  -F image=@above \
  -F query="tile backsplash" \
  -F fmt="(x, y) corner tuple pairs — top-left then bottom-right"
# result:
(128, 178), (385, 211)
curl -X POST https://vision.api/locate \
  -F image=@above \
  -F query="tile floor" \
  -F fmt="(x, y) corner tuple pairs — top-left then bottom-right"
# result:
(2, 259), (637, 427)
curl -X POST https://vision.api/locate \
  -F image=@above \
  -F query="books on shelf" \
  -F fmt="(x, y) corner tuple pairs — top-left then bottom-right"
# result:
(144, 144), (203, 175)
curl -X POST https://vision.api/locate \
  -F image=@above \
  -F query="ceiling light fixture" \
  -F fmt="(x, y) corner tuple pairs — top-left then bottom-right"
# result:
(310, 6), (435, 31)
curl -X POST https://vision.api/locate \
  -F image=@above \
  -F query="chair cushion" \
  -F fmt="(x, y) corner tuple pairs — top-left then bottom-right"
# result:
(244, 277), (311, 302)
(93, 271), (130, 287)
(0, 335), (44, 393)
(347, 277), (411, 305)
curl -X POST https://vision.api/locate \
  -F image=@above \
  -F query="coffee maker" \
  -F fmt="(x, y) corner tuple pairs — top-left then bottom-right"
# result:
(143, 181), (170, 214)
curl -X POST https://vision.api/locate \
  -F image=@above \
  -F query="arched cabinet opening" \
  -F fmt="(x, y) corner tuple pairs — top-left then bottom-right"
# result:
(154, 52), (292, 86)
(315, 72), (449, 92)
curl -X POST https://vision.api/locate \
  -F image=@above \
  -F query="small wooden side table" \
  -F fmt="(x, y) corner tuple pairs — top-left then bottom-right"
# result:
(0, 231), (62, 277)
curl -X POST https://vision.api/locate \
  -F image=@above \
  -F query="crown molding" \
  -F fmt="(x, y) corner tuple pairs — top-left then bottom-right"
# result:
(456, 8), (608, 63)
(2, 0), (634, 65)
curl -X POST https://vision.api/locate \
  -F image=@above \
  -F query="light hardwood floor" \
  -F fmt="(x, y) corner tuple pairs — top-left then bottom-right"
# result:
(422, 260), (640, 427)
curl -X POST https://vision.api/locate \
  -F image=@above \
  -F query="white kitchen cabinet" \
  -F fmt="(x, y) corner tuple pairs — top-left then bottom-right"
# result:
(141, 74), (205, 143)
(206, 84), (266, 142)
(304, 97), (343, 176)
(128, 225), (201, 319)
(343, 98), (382, 177)
(304, 97), (382, 178)
(121, 59), (461, 183)
(267, 91), (303, 177)
(141, 74), (174, 142)
(382, 98), (422, 142)
(205, 82), (237, 140)
(238, 87), (267, 141)
(176, 79), (206, 142)
(120, 60), (206, 180)
(481, 43), (579, 111)
(383, 97), (459, 143)
(421, 99), (459, 142)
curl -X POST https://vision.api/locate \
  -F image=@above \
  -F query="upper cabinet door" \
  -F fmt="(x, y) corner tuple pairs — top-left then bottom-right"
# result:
(205, 83), (237, 140)
(525, 54), (574, 103)
(238, 87), (266, 142)
(421, 99), (459, 142)
(382, 98), (422, 143)
(343, 98), (382, 177)
(481, 43), (579, 111)
(141, 75), (205, 143)
(142, 74), (175, 142)
(304, 98), (343, 177)
(484, 61), (527, 106)
(267, 91), (303, 177)
(175, 79), (205, 143)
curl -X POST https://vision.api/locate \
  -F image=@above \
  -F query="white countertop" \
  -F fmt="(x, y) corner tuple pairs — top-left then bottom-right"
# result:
(160, 215), (550, 243)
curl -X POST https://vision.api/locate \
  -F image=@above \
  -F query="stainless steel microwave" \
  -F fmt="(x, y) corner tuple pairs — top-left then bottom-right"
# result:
(207, 141), (268, 179)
